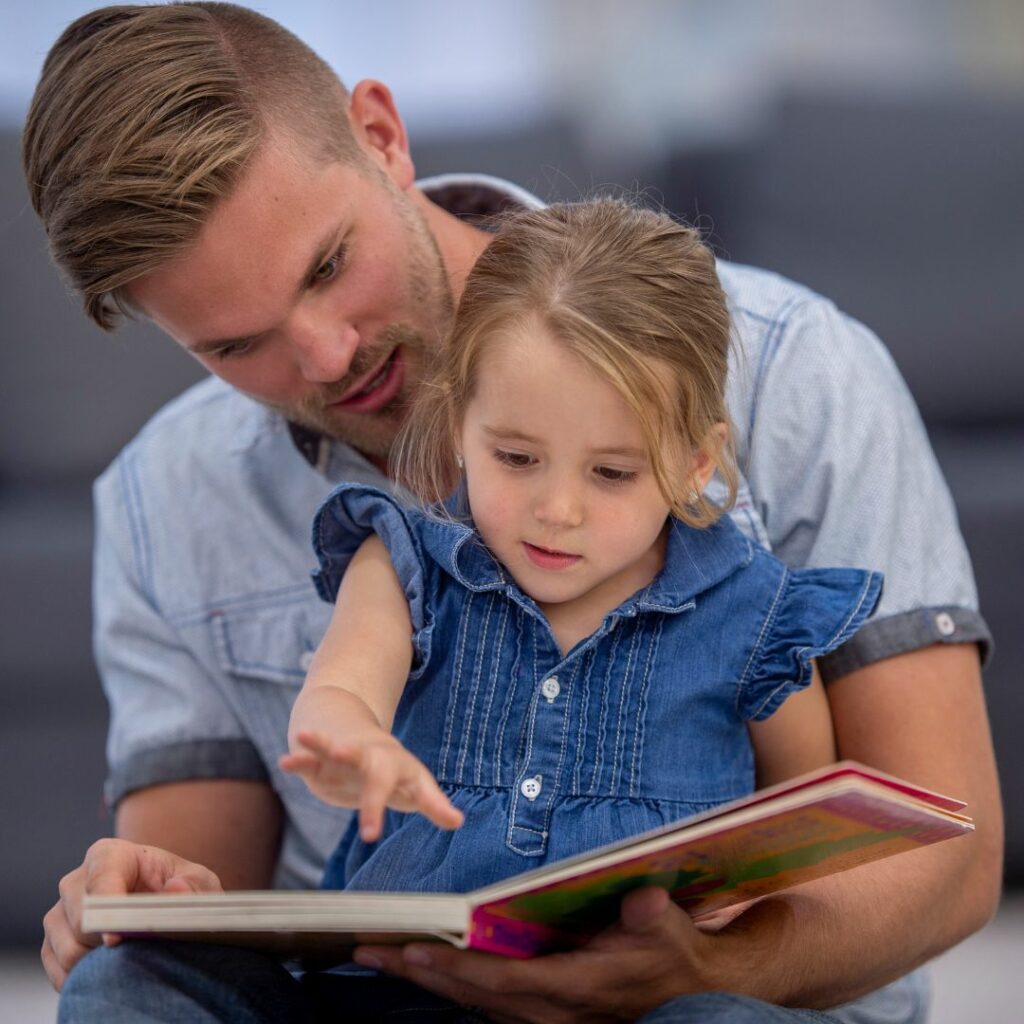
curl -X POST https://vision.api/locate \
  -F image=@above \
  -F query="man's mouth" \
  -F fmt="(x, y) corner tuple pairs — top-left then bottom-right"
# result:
(522, 542), (582, 571)
(332, 349), (403, 413)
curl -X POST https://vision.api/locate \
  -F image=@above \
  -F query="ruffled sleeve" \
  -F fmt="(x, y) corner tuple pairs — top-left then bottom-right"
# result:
(311, 483), (434, 677)
(738, 566), (883, 720)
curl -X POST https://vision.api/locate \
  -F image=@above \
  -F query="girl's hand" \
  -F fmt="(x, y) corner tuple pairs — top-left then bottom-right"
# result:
(279, 729), (464, 841)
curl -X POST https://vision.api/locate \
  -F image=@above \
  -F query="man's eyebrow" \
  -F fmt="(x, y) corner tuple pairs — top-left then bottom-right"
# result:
(482, 425), (645, 458)
(186, 225), (344, 355)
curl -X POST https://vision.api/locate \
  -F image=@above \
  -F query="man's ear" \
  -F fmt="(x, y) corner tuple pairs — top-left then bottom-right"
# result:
(347, 79), (415, 190)
(692, 422), (729, 490)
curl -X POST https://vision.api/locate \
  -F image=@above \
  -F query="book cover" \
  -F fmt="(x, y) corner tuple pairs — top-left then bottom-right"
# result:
(83, 761), (973, 959)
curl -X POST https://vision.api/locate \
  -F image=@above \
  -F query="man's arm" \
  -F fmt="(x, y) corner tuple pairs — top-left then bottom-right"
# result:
(117, 779), (283, 889)
(355, 642), (1001, 1020)
(41, 779), (282, 991)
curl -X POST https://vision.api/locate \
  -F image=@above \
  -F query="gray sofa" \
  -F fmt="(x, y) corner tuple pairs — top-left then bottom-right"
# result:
(1, 94), (1020, 947)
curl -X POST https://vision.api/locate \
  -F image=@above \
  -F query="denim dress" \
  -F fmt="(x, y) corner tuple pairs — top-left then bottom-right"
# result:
(313, 484), (882, 894)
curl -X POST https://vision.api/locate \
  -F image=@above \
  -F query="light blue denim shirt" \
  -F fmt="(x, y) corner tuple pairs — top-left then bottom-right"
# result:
(312, 484), (882, 894)
(92, 174), (990, 893)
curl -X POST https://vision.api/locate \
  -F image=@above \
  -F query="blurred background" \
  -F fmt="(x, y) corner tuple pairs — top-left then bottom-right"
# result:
(2, 1), (1022, 1018)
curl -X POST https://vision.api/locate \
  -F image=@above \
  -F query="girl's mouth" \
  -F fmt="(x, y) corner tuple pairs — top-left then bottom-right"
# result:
(522, 542), (582, 570)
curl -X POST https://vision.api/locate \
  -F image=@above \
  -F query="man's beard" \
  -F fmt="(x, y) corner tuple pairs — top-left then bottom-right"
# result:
(285, 323), (427, 458)
(265, 179), (455, 460)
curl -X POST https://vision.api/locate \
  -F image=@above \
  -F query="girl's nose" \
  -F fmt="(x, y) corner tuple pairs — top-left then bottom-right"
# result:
(533, 479), (584, 529)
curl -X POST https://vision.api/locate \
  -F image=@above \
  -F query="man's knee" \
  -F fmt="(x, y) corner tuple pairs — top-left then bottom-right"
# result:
(59, 940), (308, 1024)
(639, 991), (827, 1023)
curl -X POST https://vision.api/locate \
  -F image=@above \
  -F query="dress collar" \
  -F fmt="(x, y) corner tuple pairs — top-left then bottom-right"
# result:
(416, 510), (754, 613)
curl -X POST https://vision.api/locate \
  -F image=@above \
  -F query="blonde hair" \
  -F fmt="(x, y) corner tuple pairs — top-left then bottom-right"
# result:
(22, 2), (362, 329)
(393, 199), (737, 528)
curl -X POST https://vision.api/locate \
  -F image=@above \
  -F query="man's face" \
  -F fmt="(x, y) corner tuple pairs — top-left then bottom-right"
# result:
(129, 140), (453, 459)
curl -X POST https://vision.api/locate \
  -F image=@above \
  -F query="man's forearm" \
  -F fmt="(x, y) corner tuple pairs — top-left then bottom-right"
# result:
(709, 642), (1003, 1007)
(117, 779), (284, 889)
(707, 836), (998, 1007)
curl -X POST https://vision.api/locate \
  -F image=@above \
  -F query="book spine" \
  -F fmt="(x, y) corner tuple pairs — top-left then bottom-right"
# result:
(468, 906), (577, 958)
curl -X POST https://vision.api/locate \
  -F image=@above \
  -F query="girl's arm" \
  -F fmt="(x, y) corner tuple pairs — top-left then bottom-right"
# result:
(281, 535), (462, 840)
(747, 663), (837, 787)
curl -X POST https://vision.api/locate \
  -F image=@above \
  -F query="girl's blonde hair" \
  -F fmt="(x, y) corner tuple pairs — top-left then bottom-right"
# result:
(393, 199), (737, 528)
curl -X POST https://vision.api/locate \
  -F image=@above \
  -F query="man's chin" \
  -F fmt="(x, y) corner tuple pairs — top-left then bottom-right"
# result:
(287, 403), (400, 459)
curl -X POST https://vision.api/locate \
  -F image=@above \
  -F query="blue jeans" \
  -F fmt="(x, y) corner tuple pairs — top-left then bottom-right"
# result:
(59, 941), (929, 1023)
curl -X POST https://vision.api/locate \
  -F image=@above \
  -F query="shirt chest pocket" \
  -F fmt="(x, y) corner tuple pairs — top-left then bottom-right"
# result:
(211, 597), (333, 764)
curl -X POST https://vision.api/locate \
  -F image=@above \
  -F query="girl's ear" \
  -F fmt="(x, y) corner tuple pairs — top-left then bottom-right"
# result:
(691, 422), (729, 492)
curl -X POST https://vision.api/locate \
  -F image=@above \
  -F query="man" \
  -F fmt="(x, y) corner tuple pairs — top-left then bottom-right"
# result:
(24, 4), (1001, 1022)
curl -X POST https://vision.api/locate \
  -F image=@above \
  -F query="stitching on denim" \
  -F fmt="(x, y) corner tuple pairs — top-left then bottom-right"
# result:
(439, 591), (475, 780)
(589, 623), (622, 794)
(120, 451), (156, 605)
(825, 572), (878, 649)
(493, 604), (524, 788)
(573, 646), (595, 794)
(168, 583), (320, 628)
(506, 632), (542, 852)
(475, 597), (509, 787)
(538, 653), (578, 840)
(736, 563), (787, 716)
(610, 618), (642, 798)
(630, 615), (664, 797)
(456, 592), (494, 784)
(750, 571), (878, 720)
(508, 821), (547, 855)
(744, 295), (807, 457)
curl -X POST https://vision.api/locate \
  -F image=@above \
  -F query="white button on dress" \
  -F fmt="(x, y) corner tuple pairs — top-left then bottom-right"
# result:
(520, 776), (543, 800)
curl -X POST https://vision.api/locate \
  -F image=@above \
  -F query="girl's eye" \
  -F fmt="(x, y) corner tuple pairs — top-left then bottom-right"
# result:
(312, 247), (346, 285)
(493, 448), (535, 469)
(595, 466), (637, 484)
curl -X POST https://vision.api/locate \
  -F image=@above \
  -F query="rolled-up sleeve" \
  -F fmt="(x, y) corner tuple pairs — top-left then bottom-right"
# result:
(738, 295), (991, 678)
(94, 455), (266, 808)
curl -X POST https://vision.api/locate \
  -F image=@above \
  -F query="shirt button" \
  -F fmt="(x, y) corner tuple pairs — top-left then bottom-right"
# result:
(935, 612), (956, 637)
(299, 650), (315, 671)
(541, 677), (560, 702)
(520, 776), (543, 801)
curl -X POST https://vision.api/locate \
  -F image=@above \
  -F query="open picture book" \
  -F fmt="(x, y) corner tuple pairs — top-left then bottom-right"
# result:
(83, 761), (973, 959)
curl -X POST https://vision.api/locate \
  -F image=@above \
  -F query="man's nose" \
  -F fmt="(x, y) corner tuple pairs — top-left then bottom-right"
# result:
(286, 308), (361, 383)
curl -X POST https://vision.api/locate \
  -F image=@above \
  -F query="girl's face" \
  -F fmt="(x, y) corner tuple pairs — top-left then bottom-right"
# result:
(459, 322), (681, 622)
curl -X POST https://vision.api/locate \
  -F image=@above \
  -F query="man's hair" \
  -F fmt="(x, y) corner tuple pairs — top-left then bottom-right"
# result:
(22, 2), (360, 329)
(393, 198), (738, 528)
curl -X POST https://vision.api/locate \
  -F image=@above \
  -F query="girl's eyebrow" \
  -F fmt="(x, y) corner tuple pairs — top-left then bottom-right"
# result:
(482, 425), (540, 444)
(481, 425), (645, 459)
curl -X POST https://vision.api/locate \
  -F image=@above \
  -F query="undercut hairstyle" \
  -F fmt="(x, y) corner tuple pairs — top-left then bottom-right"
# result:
(22, 2), (361, 329)
(393, 198), (738, 529)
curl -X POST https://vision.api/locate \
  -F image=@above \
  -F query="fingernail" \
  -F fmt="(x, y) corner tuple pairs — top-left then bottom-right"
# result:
(404, 946), (431, 966)
(353, 951), (383, 970)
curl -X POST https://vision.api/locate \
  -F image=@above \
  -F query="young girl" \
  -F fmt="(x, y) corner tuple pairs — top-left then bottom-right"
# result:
(281, 199), (882, 895)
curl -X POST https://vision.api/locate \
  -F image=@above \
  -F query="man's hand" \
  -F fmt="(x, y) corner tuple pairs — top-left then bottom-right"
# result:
(40, 837), (222, 992)
(353, 887), (724, 1024)
(280, 728), (464, 841)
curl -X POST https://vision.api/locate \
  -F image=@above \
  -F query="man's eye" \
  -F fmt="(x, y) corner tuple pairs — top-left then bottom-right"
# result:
(595, 466), (637, 484)
(213, 340), (253, 360)
(493, 449), (535, 469)
(312, 247), (346, 285)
